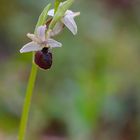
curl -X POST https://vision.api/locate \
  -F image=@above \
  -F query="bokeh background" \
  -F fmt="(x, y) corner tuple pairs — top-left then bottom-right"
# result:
(0, 0), (140, 140)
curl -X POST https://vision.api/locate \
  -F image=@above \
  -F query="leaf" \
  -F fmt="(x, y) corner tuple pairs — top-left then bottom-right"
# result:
(35, 3), (51, 33)
(49, 0), (74, 29)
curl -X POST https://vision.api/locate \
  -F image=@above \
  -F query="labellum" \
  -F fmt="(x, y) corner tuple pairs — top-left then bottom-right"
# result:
(34, 48), (52, 70)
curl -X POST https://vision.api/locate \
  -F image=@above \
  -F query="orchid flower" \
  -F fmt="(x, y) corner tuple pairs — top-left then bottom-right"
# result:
(48, 3), (80, 35)
(18, 1), (80, 140)
(20, 25), (62, 53)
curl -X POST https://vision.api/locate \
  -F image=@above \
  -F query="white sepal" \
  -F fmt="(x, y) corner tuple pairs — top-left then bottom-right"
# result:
(47, 39), (62, 48)
(62, 15), (77, 35)
(20, 42), (41, 53)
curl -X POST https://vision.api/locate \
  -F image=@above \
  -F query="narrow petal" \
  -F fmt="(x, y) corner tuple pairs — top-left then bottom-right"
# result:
(36, 25), (46, 41)
(27, 33), (40, 43)
(50, 22), (64, 37)
(47, 39), (62, 48)
(62, 16), (77, 35)
(73, 12), (80, 17)
(48, 9), (55, 17)
(20, 42), (41, 53)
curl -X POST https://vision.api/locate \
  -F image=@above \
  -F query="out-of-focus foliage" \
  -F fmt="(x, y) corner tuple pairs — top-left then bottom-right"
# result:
(0, 0), (140, 140)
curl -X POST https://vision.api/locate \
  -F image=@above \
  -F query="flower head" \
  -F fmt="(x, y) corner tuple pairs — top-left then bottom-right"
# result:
(48, 3), (80, 35)
(20, 25), (62, 53)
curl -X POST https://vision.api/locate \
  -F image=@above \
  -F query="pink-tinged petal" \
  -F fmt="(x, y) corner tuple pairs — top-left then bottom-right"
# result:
(50, 22), (64, 37)
(48, 9), (55, 17)
(47, 39), (62, 48)
(62, 16), (77, 35)
(36, 25), (46, 41)
(20, 42), (41, 53)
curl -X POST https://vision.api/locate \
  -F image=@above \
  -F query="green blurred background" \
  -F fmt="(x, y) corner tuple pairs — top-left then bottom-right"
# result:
(0, 0), (140, 140)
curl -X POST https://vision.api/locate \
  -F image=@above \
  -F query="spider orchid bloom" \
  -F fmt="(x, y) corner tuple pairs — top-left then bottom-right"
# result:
(48, 7), (80, 35)
(20, 25), (62, 53)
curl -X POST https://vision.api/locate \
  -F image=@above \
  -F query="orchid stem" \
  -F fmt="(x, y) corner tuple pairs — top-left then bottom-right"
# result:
(18, 60), (38, 140)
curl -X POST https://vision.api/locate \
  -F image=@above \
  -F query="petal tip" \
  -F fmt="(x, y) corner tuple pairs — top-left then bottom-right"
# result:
(74, 12), (80, 17)
(59, 43), (62, 47)
(19, 48), (24, 53)
(72, 30), (77, 35)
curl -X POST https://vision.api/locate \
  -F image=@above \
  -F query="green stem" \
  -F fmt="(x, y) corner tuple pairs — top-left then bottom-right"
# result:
(18, 62), (38, 140)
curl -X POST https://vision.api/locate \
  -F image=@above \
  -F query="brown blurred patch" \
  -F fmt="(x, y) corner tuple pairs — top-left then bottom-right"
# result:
(40, 118), (68, 140)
